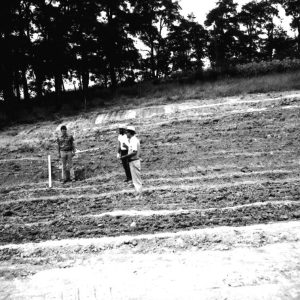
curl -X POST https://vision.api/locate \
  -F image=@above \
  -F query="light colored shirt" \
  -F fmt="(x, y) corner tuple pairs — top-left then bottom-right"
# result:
(118, 134), (129, 150)
(128, 135), (140, 160)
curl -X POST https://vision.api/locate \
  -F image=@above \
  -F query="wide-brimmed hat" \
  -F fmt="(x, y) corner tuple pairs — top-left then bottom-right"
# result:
(126, 125), (136, 133)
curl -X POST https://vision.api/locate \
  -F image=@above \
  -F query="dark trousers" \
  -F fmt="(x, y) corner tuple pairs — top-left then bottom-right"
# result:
(121, 150), (132, 180)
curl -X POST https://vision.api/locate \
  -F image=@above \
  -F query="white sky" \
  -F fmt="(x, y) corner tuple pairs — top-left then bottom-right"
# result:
(179, 0), (294, 34)
(179, 0), (249, 24)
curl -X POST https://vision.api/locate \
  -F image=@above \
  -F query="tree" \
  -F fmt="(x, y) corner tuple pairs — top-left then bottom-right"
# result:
(131, 0), (181, 78)
(205, 0), (242, 70)
(259, 0), (280, 60)
(32, 0), (71, 98)
(239, 0), (280, 61)
(168, 14), (208, 73)
(272, 27), (296, 59)
(64, 0), (100, 101)
(94, 0), (140, 90)
(11, 0), (34, 101)
(279, 0), (300, 56)
(0, 0), (20, 102)
(238, 1), (267, 62)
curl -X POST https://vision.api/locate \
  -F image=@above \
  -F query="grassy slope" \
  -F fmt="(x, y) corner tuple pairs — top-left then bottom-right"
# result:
(2, 71), (300, 128)
(108, 71), (300, 109)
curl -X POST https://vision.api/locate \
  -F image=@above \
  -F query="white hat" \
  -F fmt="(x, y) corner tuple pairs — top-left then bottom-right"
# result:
(126, 125), (136, 133)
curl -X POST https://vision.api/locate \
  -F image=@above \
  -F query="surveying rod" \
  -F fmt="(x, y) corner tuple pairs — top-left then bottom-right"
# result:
(48, 155), (52, 188)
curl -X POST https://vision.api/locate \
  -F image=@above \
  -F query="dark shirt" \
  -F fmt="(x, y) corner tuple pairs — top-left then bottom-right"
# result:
(57, 134), (74, 152)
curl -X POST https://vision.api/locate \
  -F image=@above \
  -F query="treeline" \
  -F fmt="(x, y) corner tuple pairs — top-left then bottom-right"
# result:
(0, 0), (300, 105)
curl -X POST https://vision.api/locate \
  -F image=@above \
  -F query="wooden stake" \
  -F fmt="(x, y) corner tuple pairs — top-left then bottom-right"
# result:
(48, 155), (52, 188)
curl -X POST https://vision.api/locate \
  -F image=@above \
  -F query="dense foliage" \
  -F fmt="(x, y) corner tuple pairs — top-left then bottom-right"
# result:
(0, 0), (299, 106)
(234, 58), (300, 76)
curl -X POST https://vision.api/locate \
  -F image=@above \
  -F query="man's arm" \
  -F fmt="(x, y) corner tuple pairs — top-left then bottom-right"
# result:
(122, 137), (137, 159)
(117, 141), (121, 158)
(57, 138), (61, 158)
(118, 140), (121, 154)
(121, 151), (137, 160)
(70, 136), (75, 155)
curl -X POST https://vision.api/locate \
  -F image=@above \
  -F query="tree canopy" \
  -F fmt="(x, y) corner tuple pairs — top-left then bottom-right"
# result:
(0, 0), (298, 105)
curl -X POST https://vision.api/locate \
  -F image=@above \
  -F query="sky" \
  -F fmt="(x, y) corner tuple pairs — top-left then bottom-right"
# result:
(179, 0), (293, 33)
(179, 0), (250, 24)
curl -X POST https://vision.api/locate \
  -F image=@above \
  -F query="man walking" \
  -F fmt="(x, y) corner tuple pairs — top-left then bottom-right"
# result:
(121, 126), (142, 198)
(57, 125), (76, 183)
(117, 125), (132, 182)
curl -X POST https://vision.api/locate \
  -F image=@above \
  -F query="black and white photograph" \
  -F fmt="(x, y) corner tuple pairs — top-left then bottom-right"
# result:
(0, 0), (300, 299)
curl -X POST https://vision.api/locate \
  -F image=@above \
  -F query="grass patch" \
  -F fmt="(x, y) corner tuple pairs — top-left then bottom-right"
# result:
(105, 70), (300, 109)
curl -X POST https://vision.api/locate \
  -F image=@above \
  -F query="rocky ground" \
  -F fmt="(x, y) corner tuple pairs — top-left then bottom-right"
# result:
(0, 91), (300, 299)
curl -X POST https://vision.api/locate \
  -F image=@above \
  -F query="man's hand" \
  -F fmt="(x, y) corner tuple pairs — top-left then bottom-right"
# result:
(117, 153), (121, 159)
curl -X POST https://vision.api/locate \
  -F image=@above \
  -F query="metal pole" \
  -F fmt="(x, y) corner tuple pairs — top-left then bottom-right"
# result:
(48, 155), (52, 188)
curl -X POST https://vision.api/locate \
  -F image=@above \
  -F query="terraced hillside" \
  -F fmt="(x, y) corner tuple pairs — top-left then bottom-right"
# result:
(1, 91), (300, 299)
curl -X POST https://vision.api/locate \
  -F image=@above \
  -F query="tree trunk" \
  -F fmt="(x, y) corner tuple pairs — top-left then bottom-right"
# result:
(107, 7), (117, 91)
(215, 37), (225, 72)
(54, 72), (63, 97)
(62, 80), (66, 92)
(2, 78), (14, 101)
(1, 64), (14, 102)
(109, 60), (117, 91)
(21, 68), (30, 100)
(1, 34), (14, 102)
(150, 41), (156, 78)
(104, 72), (108, 88)
(14, 71), (21, 101)
(297, 23), (300, 57)
(36, 75), (43, 98)
(79, 74), (83, 91)
(267, 24), (274, 60)
(81, 50), (89, 99)
(82, 70), (89, 99)
(34, 68), (43, 98)
(82, 72), (89, 92)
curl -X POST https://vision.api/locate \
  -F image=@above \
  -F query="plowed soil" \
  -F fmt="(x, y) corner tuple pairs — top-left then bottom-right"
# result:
(0, 91), (300, 299)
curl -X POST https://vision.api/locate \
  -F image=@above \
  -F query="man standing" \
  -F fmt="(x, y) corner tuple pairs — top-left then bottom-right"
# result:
(117, 125), (132, 182)
(121, 126), (142, 198)
(57, 125), (76, 183)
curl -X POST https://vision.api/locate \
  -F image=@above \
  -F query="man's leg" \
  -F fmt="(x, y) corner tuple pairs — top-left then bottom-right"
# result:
(61, 152), (68, 181)
(129, 160), (142, 195)
(66, 152), (75, 181)
(124, 158), (132, 181)
(121, 150), (131, 181)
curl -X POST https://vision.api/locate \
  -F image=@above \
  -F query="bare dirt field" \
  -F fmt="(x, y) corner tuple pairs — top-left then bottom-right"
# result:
(0, 91), (300, 299)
